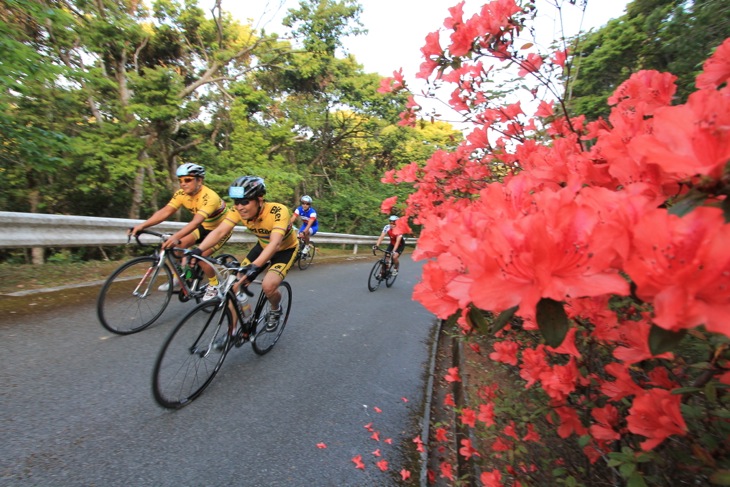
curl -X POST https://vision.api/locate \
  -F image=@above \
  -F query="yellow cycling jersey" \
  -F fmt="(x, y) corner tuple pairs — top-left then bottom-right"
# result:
(223, 201), (298, 250)
(167, 185), (227, 231)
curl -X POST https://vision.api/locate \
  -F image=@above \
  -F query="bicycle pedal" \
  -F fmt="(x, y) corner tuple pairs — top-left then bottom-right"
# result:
(233, 330), (250, 347)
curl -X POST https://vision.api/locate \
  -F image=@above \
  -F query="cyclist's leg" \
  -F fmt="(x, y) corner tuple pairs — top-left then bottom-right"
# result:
(394, 242), (406, 270)
(173, 232), (198, 282)
(385, 244), (396, 271)
(193, 227), (216, 279)
(264, 247), (296, 310)
(299, 225), (310, 245)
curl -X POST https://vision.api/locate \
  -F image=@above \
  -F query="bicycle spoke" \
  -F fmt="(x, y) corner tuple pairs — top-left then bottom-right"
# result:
(252, 281), (291, 355)
(298, 244), (315, 270)
(152, 301), (231, 409)
(97, 256), (172, 334)
(368, 260), (384, 292)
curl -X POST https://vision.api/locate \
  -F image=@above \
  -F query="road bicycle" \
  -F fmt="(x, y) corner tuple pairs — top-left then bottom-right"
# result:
(293, 235), (316, 270)
(96, 229), (236, 335)
(368, 246), (398, 292)
(152, 251), (292, 409)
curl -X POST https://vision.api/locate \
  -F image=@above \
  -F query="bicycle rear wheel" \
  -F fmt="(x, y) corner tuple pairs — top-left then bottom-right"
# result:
(97, 256), (172, 334)
(251, 281), (292, 355)
(367, 260), (385, 292)
(297, 244), (315, 270)
(386, 262), (398, 287)
(152, 301), (232, 409)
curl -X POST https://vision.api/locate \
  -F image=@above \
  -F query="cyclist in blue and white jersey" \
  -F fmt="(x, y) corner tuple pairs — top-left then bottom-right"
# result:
(290, 195), (319, 251)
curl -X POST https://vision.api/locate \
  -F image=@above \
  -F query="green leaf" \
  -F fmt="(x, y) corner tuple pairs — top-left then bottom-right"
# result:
(444, 310), (460, 329)
(536, 298), (569, 348)
(668, 190), (706, 216)
(705, 382), (718, 405)
(627, 471), (648, 487)
(620, 463), (636, 478)
(671, 387), (702, 394)
(492, 305), (519, 334)
(709, 469), (730, 486)
(648, 324), (687, 355)
(468, 306), (490, 334)
(722, 198), (730, 223)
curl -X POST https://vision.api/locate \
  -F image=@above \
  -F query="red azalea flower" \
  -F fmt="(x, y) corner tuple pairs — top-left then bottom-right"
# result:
(480, 469), (504, 487)
(478, 402), (496, 427)
(444, 366), (462, 382)
(440, 461), (454, 481)
(519, 345), (549, 388)
(625, 207), (730, 336)
(522, 423), (541, 443)
(489, 340), (519, 365)
(459, 439), (481, 459)
(627, 388), (687, 450)
(696, 38), (730, 89)
(460, 407), (477, 428)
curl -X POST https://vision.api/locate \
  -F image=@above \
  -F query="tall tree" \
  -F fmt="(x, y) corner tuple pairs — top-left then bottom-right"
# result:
(567, 0), (728, 120)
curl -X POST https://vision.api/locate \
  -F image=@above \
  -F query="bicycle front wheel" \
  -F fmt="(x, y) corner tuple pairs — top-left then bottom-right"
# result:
(367, 260), (385, 292)
(152, 301), (232, 409)
(97, 256), (172, 335)
(297, 244), (315, 270)
(386, 263), (398, 288)
(252, 281), (292, 355)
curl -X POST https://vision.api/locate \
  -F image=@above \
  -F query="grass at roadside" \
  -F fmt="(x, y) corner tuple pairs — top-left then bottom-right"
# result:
(0, 244), (366, 295)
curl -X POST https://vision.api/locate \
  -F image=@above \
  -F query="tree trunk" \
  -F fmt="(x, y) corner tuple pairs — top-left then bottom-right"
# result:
(129, 162), (146, 219)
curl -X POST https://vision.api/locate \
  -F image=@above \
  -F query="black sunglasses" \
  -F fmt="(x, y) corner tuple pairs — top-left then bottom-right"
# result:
(233, 198), (253, 206)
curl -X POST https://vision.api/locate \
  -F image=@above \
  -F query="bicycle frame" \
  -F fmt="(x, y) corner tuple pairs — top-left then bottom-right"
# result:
(182, 251), (265, 339)
(373, 246), (393, 268)
(294, 236), (306, 260)
(130, 230), (204, 301)
(152, 252), (293, 408)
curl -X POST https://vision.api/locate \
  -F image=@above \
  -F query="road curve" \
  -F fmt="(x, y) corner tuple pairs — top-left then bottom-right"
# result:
(0, 254), (437, 486)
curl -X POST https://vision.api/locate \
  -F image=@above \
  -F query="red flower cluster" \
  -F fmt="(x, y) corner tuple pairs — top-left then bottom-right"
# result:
(378, 0), (730, 481)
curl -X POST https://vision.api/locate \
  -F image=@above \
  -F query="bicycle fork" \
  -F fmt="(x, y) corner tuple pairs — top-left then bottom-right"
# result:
(133, 256), (167, 298)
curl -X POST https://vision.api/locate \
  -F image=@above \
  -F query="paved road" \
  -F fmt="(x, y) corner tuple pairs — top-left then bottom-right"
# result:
(0, 254), (436, 486)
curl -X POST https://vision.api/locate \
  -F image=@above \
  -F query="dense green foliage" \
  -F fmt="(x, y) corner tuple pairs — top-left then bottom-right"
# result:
(0, 0), (460, 241)
(567, 0), (729, 120)
(3, 0), (722, 246)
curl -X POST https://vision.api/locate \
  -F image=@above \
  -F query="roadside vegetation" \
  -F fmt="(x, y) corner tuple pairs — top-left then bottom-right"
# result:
(3, 0), (729, 486)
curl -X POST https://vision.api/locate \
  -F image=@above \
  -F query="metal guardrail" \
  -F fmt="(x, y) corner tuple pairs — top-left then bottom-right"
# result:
(0, 211), (398, 252)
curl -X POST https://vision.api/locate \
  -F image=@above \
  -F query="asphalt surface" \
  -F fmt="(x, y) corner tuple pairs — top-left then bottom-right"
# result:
(0, 254), (437, 486)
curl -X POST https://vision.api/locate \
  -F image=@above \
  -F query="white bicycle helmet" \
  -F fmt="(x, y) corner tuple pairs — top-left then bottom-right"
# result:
(176, 163), (205, 178)
(300, 195), (313, 204)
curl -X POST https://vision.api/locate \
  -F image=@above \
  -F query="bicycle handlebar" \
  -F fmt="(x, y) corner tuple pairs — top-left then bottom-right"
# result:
(126, 228), (172, 246)
(372, 246), (392, 256)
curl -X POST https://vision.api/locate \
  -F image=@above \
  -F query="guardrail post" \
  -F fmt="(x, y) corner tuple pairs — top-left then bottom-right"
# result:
(353, 244), (358, 254)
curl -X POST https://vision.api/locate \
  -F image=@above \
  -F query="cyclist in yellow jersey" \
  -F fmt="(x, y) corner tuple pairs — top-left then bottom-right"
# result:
(191, 176), (297, 332)
(129, 163), (232, 295)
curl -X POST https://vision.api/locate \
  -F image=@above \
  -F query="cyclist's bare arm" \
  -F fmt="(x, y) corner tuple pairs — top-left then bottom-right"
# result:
(192, 220), (232, 255)
(129, 205), (177, 236)
(161, 213), (206, 250)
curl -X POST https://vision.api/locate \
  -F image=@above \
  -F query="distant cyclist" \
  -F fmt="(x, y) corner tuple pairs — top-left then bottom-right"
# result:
(290, 195), (318, 251)
(190, 176), (298, 332)
(373, 215), (405, 276)
(129, 163), (232, 298)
